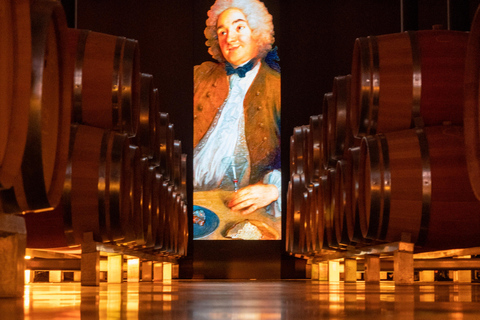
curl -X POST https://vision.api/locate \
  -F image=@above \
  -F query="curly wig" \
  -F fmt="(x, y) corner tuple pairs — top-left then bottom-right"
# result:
(204, 0), (275, 62)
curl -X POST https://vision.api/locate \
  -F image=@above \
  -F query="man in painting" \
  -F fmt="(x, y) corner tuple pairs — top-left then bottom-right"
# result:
(193, 0), (281, 217)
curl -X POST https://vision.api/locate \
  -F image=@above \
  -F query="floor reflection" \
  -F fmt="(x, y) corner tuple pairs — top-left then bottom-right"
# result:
(5, 280), (480, 319)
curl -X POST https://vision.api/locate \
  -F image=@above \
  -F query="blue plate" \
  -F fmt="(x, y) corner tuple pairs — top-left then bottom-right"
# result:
(193, 205), (220, 239)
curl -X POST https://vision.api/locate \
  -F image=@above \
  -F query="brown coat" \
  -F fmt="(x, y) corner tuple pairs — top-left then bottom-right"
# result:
(194, 61), (281, 184)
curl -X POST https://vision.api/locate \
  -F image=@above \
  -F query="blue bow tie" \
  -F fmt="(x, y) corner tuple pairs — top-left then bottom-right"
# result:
(225, 59), (255, 78)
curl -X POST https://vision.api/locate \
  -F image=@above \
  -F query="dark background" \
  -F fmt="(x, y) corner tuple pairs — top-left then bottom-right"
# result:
(61, 0), (480, 278)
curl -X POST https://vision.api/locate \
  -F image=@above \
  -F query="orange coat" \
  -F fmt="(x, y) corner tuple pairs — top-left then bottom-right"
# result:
(194, 61), (281, 184)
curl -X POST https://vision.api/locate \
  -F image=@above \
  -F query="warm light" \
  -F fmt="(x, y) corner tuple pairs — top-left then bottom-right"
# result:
(127, 258), (140, 282)
(24, 285), (30, 310)
(100, 259), (108, 272)
(25, 270), (31, 284)
(419, 294), (435, 302)
(49, 271), (62, 283)
(128, 259), (139, 266)
(329, 260), (340, 282)
(25, 255), (31, 260)
(153, 263), (164, 281)
(108, 255), (123, 283)
(163, 263), (172, 280)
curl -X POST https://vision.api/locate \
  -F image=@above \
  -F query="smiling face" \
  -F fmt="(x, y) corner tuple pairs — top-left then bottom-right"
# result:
(216, 8), (258, 67)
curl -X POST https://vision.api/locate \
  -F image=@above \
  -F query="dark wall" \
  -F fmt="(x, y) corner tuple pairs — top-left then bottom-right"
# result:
(72, 0), (480, 279)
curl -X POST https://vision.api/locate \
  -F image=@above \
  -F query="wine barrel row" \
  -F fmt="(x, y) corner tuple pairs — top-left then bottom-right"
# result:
(287, 24), (480, 256)
(0, 0), (189, 258)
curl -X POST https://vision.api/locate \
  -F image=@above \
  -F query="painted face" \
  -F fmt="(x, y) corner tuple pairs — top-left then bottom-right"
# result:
(217, 8), (258, 67)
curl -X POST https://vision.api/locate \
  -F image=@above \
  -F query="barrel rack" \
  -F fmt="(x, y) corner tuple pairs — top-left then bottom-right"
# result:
(25, 232), (180, 287)
(298, 242), (480, 285)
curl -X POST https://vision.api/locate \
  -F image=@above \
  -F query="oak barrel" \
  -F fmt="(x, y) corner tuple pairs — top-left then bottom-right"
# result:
(68, 124), (130, 244)
(0, 0), (31, 190)
(308, 114), (324, 182)
(1, 0), (72, 212)
(464, 5), (480, 200)
(134, 74), (157, 158)
(69, 28), (140, 135)
(351, 29), (468, 136)
(358, 125), (480, 250)
(325, 75), (352, 165)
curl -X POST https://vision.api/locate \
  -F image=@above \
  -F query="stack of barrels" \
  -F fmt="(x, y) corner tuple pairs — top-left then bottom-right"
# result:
(0, 0), (188, 257)
(287, 18), (480, 255)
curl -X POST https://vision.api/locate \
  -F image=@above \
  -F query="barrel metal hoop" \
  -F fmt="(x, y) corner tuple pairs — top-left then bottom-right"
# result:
(310, 115), (323, 181)
(377, 133), (391, 241)
(292, 173), (305, 253)
(173, 140), (183, 189)
(72, 30), (89, 123)
(98, 130), (109, 241)
(408, 31), (422, 123)
(300, 188), (309, 252)
(62, 124), (78, 246)
(334, 76), (349, 158)
(112, 37), (125, 131)
(121, 39), (138, 134)
(348, 146), (364, 243)
(23, 0), (61, 210)
(109, 132), (128, 241)
(326, 168), (340, 248)
(322, 93), (333, 169)
(365, 135), (382, 240)
(358, 37), (371, 135)
(414, 127), (432, 246)
(293, 126), (305, 174)
(369, 35), (380, 135)
(181, 153), (187, 199)
(310, 180), (320, 251)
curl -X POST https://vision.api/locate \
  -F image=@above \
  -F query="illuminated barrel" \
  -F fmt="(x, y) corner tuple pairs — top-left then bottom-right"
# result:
(24, 124), (133, 247)
(325, 75), (352, 165)
(153, 118), (175, 180)
(154, 172), (169, 251)
(290, 125), (309, 177)
(120, 144), (143, 245)
(285, 173), (306, 254)
(177, 200), (189, 256)
(134, 73), (157, 158)
(68, 124), (130, 244)
(68, 28), (140, 135)
(152, 112), (168, 167)
(464, 6), (480, 200)
(358, 125), (480, 250)
(308, 114), (325, 182)
(351, 29), (468, 136)
(344, 146), (368, 244)
(324, 167), (341, 249)
(142, 165), (156, 248)
(321, 92), (334, 169)
(333, 160), (353, 247)
(304, 183), (317, 254)
(0, 0), (31, 190)
(1, 0), (72, 212)
(163, 183), (176, 253)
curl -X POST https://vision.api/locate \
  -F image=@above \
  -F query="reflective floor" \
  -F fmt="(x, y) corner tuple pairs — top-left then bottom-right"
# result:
(3, 280), (480, 319)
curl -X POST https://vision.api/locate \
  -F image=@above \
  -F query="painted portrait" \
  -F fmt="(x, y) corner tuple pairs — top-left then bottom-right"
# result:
(193, 0), (281, 240)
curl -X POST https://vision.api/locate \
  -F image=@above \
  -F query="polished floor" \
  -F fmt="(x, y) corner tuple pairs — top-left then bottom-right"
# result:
(3, 280), (480, 319)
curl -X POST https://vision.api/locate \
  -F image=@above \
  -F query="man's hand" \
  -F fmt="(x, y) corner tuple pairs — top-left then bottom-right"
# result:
(227, 183), (279, 215)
